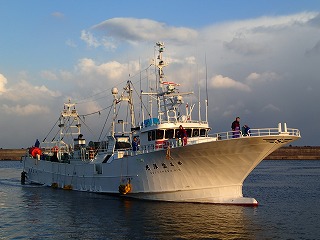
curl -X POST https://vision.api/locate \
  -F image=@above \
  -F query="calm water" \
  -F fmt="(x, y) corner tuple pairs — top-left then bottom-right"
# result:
(0, 160), (319, 240)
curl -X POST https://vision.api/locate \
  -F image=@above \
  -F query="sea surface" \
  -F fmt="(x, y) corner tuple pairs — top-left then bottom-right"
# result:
(0, 160), (319, 240)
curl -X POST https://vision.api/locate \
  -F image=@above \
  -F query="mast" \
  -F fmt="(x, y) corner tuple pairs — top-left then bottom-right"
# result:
(205, 53), (208, 122)
(127, 81), (135, 130)
(197, 64), (201, 122)
(56, 100), (82, 158)
(111, 87), (119, 137)
(156, 42), (167, 122)
(142, 42), (193, 124)
(59, 100), (81, 141)
(111, 81), (135, 138)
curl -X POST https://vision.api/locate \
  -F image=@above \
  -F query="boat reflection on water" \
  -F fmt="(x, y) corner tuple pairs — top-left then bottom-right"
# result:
(121, 199), (261, 239)
(17, 184), (261, 239)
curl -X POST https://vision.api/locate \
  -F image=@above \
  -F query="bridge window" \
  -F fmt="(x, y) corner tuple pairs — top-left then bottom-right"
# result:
(156, 129), (164, 139)
(192, 129), (199, 137)
(186, 129), (192, 137)
(200, 129), (207, 137)
(165, 129), (174, 139)
(148, 131), (155, 141)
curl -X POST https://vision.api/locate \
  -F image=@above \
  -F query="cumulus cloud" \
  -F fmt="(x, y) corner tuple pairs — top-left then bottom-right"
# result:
(59, 70), (73, 81)
(210, 75), (251, 92)
(81, 30), (100, 48)
(34, 85), (60, 96)
(246, 72), (282, 85)
(40, 70), (73, 81)
(3, 80), (61, 102)
(77, 58), (134, 80)
(2, 104), (50, 115)
(0, 73), (8, 94)
(224, 37), (267, 55)
(81, 31), (117, 50)
(40, 70), (58, 81)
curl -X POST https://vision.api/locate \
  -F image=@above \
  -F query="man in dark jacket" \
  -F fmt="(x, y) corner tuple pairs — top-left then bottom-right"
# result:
(231, 117), (240, 138)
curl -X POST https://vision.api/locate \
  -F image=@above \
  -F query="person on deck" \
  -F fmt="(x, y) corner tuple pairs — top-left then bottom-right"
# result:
(177, 125), (187, 146)
(242, 124), (251, 136)
(132, 137), (139, 151)
(231, 117), (241, 138)
(34, 139), (40, 148)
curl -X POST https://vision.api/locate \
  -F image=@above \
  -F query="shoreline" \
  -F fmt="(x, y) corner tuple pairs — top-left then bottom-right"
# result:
(264, 146), (320, 160)
(0, 146), (319, 161)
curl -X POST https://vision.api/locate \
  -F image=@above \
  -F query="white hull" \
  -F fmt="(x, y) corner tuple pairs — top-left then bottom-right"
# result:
(23, 133), (299, 206)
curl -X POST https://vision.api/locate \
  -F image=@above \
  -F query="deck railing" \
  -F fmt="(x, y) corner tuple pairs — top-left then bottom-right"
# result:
(129, 125), (301, 156)
(34, 124), (300, 159)
(211, 127), (301, 141)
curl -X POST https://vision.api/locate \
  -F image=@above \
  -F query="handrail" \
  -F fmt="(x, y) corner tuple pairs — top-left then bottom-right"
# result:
(38, 126), (300, 159)
(128, 127), (301, 156)
(211, 127), (301, 141)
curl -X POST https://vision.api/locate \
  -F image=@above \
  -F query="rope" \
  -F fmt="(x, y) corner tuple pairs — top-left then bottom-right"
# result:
(42, 118), (60, 142)
(98, 104), (113, 141)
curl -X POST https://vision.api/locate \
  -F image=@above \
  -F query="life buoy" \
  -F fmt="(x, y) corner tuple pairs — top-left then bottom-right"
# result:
(30, 147), (42, 158)
(119, 183), (131, 194)
(63, 185), (73, 190)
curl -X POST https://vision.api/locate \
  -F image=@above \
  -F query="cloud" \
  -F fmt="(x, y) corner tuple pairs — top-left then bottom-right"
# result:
(81, 30), (117, 50)
(2, 104), (50, 116)
(87, 18), (198, 46)
(40, 70), (58, 81)
(77, 58), (134, 81)
(3, 80), (61, 102)
(59, 70), (73, 81)
(81, 30), (100, 48)
(246, 72), (282, 85)
(305, 40), (320, 57)
(237, 12), (318, 34)
(185, 56), (196, 65)
(41, 70), (73, 81)
(261, 103), (281, 112)
(224, 37), (267, 55)
(66, 39), (77, 48)
(51, 12), (64, 19)
(210, 75), (251, 92)
(0, 73), (8, 94)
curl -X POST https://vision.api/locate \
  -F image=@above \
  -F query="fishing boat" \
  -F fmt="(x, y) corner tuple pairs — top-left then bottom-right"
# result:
(22, 42), (301, 205)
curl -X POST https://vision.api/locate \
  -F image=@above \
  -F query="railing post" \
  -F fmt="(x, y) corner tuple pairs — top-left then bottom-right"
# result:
(278, 123), (282, 133)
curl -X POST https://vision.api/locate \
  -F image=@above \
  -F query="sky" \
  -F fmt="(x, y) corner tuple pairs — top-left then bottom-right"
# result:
(1, 0), (320, 148)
